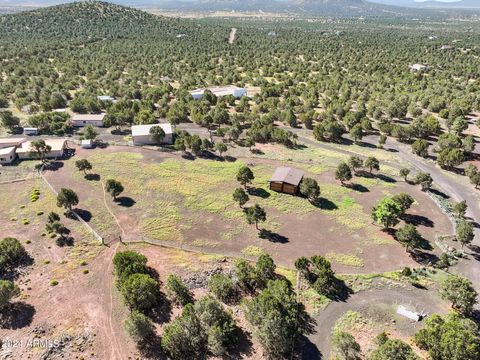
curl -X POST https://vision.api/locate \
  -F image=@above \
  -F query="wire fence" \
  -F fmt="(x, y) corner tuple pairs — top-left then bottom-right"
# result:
(0, 166), (37, 184)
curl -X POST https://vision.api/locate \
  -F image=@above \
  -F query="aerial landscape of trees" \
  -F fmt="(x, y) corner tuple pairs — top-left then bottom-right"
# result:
(1, 1), (480, 359)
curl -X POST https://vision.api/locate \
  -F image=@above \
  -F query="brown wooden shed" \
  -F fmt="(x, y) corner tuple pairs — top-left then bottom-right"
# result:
(269, 167), (305, 195)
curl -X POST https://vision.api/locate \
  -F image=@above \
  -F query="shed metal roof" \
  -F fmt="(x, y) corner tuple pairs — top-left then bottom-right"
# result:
(269, 167), (304, 186)
(131, 123), (173, 137)
(71, 114), (106, 121)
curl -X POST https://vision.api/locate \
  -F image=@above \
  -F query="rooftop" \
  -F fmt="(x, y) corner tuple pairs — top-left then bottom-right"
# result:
(0, 137), (26, 147)
(71, 113), (106, 121)
(0, 146), (16, 156)
(131, 123), (173, 137)
(16, 139), (67, 153)
(190, 85), (245, 95)
(269, 167), (305, 186)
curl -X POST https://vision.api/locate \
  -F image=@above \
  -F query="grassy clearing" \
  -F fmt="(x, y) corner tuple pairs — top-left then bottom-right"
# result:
(332, 310), (376, 334)
(241, 245), (267, 257)
(340, 271), (403, 292)
(326, 252), (364, 268)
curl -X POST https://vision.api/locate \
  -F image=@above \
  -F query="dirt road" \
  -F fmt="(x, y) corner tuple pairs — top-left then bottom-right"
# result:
(293, 129), (480, 293)
(228, 27), (237, 44)
(307, 286), (448, 359)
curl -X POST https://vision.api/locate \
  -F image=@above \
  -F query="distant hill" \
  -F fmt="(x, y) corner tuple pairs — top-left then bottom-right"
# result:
(370, 0), (480, 8)
(159, 0), (424, 16)
(153, 0), (480, 16)
(0, 1), (195, 42)
(2, 0), (480, 17)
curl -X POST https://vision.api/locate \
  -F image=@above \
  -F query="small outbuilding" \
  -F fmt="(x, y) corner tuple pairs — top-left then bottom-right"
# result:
(81, 139), (94, 149)
(190, 86), (247, 100)
(24, 128), (38, 136)
(269, 167), (305, 194)
(97, 95), (115, 102)
(131, 123), (174, 145)
(0, 146), (17, 165)
(16, 139), (67, 160)
(396, 306), (425, 322)
(71, 114), (106, 127)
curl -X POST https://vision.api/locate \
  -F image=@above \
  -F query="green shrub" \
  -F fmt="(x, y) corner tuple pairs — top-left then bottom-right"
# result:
(166, 274), (192, 306)
(50, 280), (59, 286)
(22, 219), (30, 225)
(37, 211), (44, 216)
(83, 269), (89, 274)
(208, 274), (236, 302)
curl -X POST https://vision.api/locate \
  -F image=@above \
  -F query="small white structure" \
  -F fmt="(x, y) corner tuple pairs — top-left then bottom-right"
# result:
(440, 45), (453, 50)
(16, 139), (67, 160)
(71, 114), (105, 127)
(81, 139), (93, 149)
(409, 63), (428, 72)
(131, 124), (173, 146)
(0, 138), (26, 149)
(190, 86), (247, 100)
(396, 306), (424, 322)
(23, 128), (38, 136)
(97, 95), (115, 102)
(0, 146), (17, 165)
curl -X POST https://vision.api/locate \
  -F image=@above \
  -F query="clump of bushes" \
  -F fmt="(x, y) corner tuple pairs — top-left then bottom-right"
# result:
(50, 279), (59, 286)
(22, 218), (30, 225)
(30, 188), (40, 202)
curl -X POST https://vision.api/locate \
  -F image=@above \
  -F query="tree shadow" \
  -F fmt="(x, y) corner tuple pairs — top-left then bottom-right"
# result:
(345, 183), (369, 193)
(56, 236), (74, 247)
(375, 174), (397, 183)
(95, 141), (109, 149)
(0, 254), (34, 281)
(250, 148), (264, 155)
(111, 129), (131, 136)
(84, 173), (101, 181)
(292, 143), (308, 150)
(311, 197), (338, 210)
(227, 326), (254, 359)
(181, 153), (195, 161)
(0, 302), (35, 329)
(44, 161), (64, 171)
(410, 251), (439, 266)
(224, 155), (237, 162)
(402, 214), (434, 228)
(149, 298), (173, 325)
(301, 337), (323, 360)
(468, 244), (480, 262)
(259, 229), (289, 244)
(385, 148), (399, 153)
(298, 306), (317, 336)
(116, 197), (136, 207)
(138, 333), (166, 360)
(428, 188), (450, 199)
(358, 141), (377, 149)
(73, 209), (92, 222)
(248, 187), (271, 199)
(325, 278), (353, 302)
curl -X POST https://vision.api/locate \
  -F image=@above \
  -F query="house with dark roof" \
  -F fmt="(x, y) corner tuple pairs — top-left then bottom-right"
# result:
(269, 167), (305, 194)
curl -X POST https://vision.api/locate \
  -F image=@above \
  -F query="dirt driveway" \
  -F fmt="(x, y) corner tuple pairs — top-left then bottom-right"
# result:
(306, 285), (449, 359)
